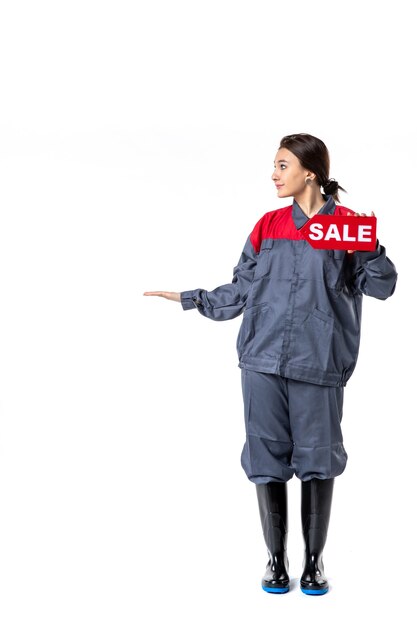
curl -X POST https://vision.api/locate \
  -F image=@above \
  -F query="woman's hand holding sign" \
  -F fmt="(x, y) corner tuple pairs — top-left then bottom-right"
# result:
(346, 211), (376, 254)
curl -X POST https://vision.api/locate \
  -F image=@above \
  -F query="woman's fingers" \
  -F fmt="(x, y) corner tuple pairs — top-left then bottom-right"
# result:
(348, 210), (376, 217)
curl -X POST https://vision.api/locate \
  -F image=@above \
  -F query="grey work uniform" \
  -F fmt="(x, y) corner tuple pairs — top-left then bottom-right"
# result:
(180, 194), (397, 483)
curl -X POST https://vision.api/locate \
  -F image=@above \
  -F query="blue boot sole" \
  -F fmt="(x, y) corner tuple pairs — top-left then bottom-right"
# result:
(262, 585), (290, 594)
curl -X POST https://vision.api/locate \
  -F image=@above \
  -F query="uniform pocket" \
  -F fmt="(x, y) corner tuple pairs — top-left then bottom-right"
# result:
(253, 240), (273, 279)
(325, 249), (346, 290)
(236, 302), (270, 357)
(291, 307), (339, 373)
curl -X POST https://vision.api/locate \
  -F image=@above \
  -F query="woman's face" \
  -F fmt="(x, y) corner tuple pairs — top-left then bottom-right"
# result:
(271, 147), (312, 198)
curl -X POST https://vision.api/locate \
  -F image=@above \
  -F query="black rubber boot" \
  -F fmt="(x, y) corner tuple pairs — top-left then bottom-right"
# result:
(300, 477), (334, 595)
(256, 482), (290, 594)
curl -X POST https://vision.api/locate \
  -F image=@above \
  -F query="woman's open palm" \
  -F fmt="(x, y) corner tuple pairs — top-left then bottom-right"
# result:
(143, 291), (181, 302)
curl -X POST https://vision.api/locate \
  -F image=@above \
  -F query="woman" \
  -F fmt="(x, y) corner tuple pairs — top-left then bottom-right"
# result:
(143, 133), (397, 595)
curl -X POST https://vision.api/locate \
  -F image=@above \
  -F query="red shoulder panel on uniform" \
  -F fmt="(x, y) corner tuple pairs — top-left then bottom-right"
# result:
(334, 205), (352, 216)
(250, 205), (299, 253)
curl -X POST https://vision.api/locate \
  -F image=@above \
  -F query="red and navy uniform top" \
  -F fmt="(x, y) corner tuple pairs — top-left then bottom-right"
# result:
(181, 194), (397, 387)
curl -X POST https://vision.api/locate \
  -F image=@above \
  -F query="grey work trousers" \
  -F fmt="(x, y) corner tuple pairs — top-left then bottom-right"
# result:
(240, 368), (348, 483)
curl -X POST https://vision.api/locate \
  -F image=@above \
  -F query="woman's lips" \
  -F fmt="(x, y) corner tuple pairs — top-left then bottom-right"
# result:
(275, 184), (284, 189)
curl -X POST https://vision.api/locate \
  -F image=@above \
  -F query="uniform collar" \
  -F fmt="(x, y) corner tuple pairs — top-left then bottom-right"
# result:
(292, 193), (336, 230)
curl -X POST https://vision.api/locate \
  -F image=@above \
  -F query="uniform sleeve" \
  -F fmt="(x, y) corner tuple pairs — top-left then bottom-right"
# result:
(180, 234), (258, 321)
(350, 239), (398, 300)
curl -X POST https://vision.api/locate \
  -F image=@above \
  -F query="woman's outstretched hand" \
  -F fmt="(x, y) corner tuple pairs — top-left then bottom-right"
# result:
(143, 291), (181, 302)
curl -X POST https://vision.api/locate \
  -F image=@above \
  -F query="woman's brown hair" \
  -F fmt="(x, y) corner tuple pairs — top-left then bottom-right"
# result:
(279, 133), (347, 203)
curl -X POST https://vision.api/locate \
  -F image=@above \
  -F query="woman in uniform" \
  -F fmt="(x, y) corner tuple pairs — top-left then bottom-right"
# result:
(143, 133), (397, 595)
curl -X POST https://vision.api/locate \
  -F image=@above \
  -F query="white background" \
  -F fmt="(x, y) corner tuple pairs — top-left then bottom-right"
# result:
(0, 1), (414, 624)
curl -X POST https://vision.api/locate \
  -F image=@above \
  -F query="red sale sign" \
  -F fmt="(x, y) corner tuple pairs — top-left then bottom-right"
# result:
(299, 215), (377, 251)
